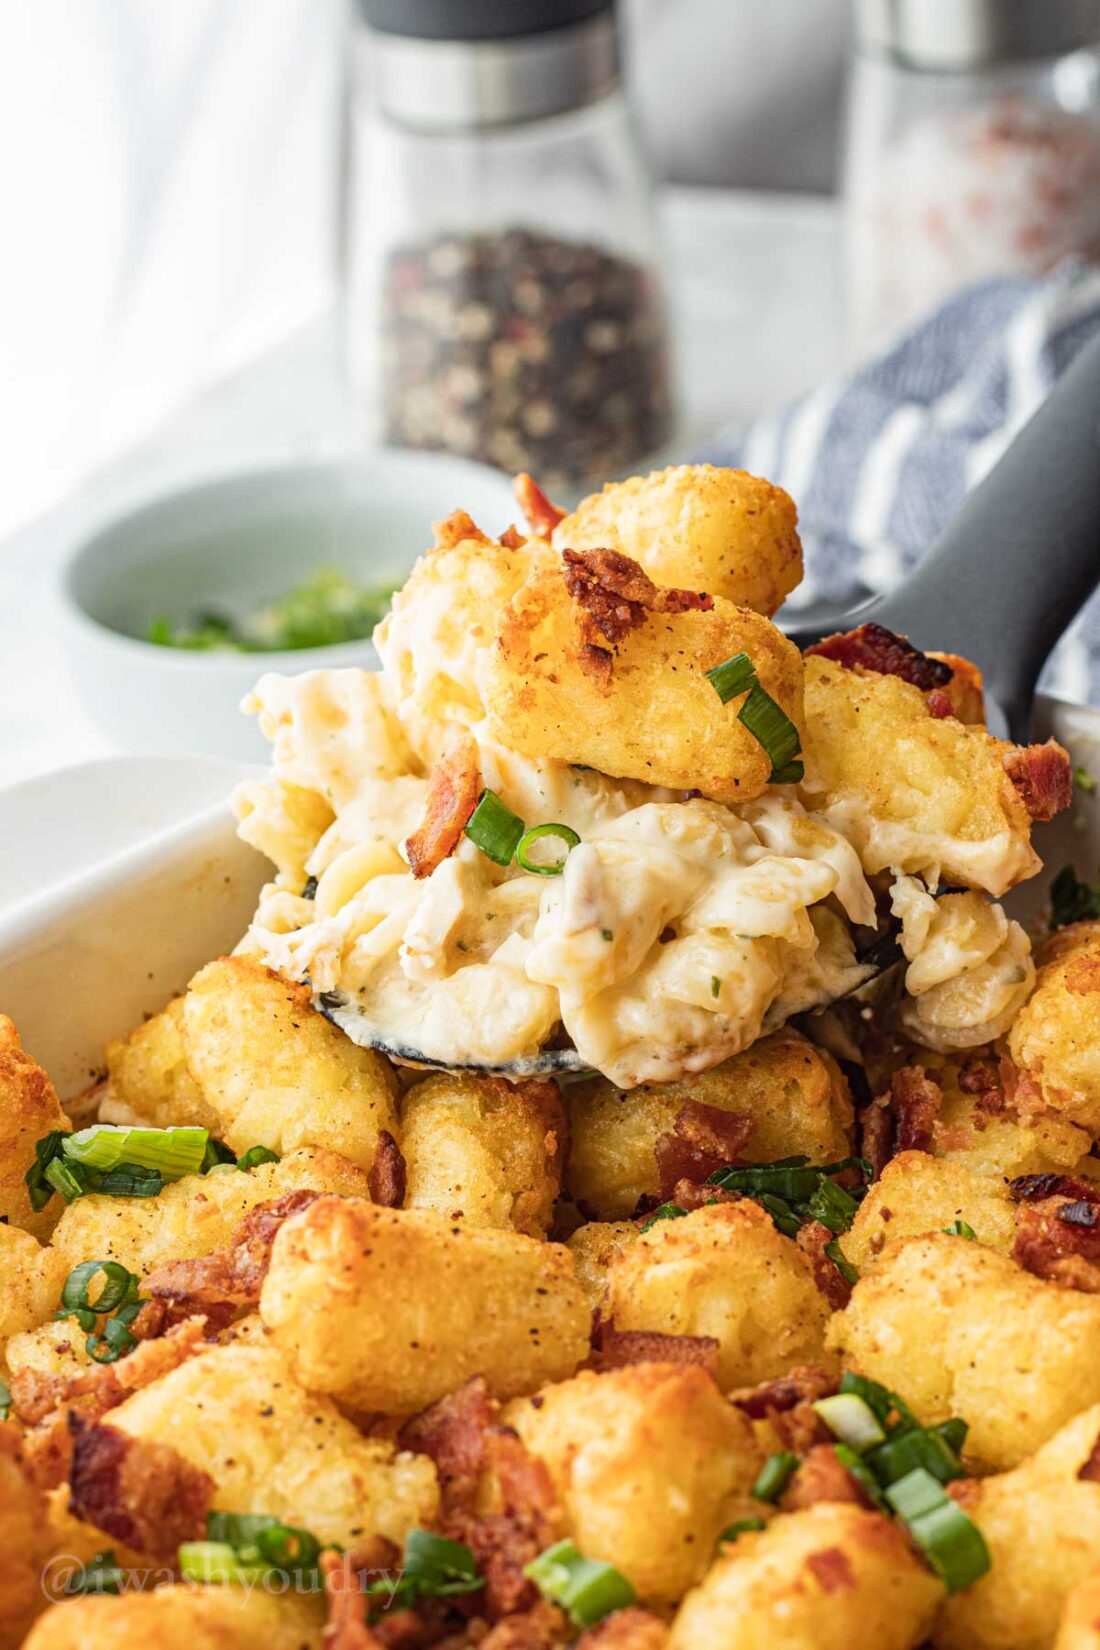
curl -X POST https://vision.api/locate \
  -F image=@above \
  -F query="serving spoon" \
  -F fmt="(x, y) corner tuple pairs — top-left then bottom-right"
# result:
(781, 326), (1100, 743)
(321, 332), (1100, 1075)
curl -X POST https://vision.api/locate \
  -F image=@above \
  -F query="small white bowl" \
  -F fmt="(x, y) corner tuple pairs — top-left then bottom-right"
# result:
(56, 452), (516, 762)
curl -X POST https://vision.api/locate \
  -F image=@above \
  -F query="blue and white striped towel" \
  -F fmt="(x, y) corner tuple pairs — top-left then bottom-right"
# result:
(703, 258), (1100, 705)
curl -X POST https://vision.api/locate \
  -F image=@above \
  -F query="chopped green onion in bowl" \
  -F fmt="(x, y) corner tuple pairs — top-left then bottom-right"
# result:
(148, 567), (396, 654)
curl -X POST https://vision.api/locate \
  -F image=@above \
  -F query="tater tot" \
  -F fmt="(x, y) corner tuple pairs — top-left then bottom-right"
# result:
(101, 998), (219, 1133)
(260, 1196), (591, 1412)
(668, 1503), (943, 1650)
(841, 1152), (1017, 1269)
(486, 564), (804, 804)
(181, 957), (399, 1171)
(934, 1404), (1100, 1650)
(0, 1223), (67, 1350)
(23, 1588), (325, 1650)
(504, 1363), (764, 1607)
(924, 1050), (1094, 1181)
(0, 1426), (53, 1650)
(110, 1341), (438, 1548)
(0, 1016), (71, 1239)
(567, 1028), (853, 1220)
(49, 1146), (370, 1276)
(1008, 922), (1100, 1133)
(553, 465), (803, 617)
(829, 1233), (1100, 1470)
(566, 1221), (640, 1311)
(1055, 1570), (1100, 1650)
(800, 656), (1042, 895)
(400, 1072), (566, 1236)
(604, 1200), (835, 1389)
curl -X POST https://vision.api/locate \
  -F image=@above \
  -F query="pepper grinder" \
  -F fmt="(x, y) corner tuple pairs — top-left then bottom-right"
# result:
(342, 0), (673, 491)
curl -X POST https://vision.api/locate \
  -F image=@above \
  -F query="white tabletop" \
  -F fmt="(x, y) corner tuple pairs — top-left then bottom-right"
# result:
(1, 188), (844, 789)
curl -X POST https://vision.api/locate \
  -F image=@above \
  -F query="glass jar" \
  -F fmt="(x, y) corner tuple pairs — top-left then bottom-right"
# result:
(342, 0), (672, 492)
(844, 0), (1100, 352)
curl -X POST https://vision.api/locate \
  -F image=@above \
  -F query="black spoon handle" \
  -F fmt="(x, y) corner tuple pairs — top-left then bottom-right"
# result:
(783, 328), (1100, 741)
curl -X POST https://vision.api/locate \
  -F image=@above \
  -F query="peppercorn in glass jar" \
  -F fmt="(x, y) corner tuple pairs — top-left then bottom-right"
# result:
(343, 0), (673, 492)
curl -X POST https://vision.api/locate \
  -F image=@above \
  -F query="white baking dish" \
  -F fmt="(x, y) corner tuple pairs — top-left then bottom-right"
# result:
(1, 701), (1098, 1104)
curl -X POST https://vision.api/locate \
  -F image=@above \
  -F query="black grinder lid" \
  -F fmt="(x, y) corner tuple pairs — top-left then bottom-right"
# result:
(359, 0), (614, 41)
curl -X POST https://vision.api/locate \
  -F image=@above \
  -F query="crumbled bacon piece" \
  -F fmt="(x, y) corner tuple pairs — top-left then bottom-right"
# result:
(1078, 1436), (1100, 1484)
(573, 1608), (668, 1648)
(370, 1130), (407, 1209)
(729, 1366), (837, 1453)
(499, 524), (527, 550)
(68, 1415), (212, 1558)
(398, 1382), (556, 1622)
(398, 1377), (497, 1515)
(893, 1066), (944, 1153)
(863, 1066), (943, 1175)
(143, 1189), (320, 1318)
(321, 1545), (392, 1649)
(784, 1445), (872, 1513)
(433, 510), (492, 551)
(958, 1056), (1004, 1109)
(654, 1100), (753, 1200)
(12, 1316), (209, 1490)
(514, 474), (566, 539)
(1013, 1182), (1100, 1291)
(647, 1178), (740, 1217)
(479, 1602), (570, 1649)
(926, 690), (954, 719)
(998, 1054), (1043, 1115)
(1003, 738), (1073, 822)
(405, 734), (482, 880)
(805, 1546), (857, 1594)
(805, 622), (952, 691)
(796, 1220), (853, 1309)
(561, 547), (713, 685)
(596, 1324), (719, 1378)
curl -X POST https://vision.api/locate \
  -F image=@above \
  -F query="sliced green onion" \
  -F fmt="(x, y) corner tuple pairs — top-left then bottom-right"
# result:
(867, 1427), (963, 1488)
(64, 1124), (208, 1180)
(838, 1373), (918, 1431)
(806, 1178), (861, 1234)
(705, 651), (758, 705)
(178, 1541), (268, 1585)
(45, 1156), (92, 1204)
(61, 1260), (138, 1315)
(755, 1192), (803, 1239)
(639, 1202), (690, 1232)
(94, 1164), (163, 1198)
(403, 1529), (483, 1597)
(936, 1418), (969, 1457)
(834, 1443), (887, 1509)
(24, 1130), (70, 1212)
(236, 1145), (281, 1173)
(885, 1468), (989, 1593)
(65, 1550), (126, 1596)
(752, 1452), (800, 1504)
(705, 652), (803, 783)
(56, 1306), (98, 1332)
(738, 681), (803, 783)
(718, 1518), (766, 1545)
(201, 1137), (237, 1173)
(943, 1220), (977, 1240)
(813, 1393), (886, 1452)
(515, 822), (580, 877)
(825, 1238), (859, 1284)
(464, 789), (526, 866)
(709, 1157), (817, 1200)
(0, 1376), (10, 1422)
(524, 1540), (635, 1628)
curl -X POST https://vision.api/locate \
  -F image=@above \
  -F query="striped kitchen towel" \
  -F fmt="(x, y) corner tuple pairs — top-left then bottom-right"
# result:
(703, 257), (1100, 705)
